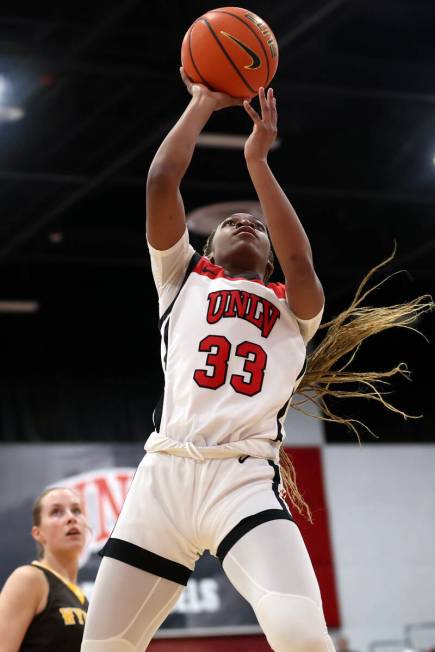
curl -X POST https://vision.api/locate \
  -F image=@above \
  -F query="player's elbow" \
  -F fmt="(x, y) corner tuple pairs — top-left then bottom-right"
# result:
(285, 254), (316, 282)
(147, 161), (183, 192)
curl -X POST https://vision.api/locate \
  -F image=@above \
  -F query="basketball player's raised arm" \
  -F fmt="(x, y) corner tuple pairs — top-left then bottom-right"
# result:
(146, 69), (243, 251)
(243, 88), (324, 320)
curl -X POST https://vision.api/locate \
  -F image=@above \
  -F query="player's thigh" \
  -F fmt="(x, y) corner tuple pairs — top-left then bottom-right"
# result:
(222, 520), (333, 652)
(82, 556), (183, 649)
(222, 518), (322, 608)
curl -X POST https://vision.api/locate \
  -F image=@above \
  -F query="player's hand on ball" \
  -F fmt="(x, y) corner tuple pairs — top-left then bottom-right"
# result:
(180, 67), (245, 111)
(243, 87), (278, 161)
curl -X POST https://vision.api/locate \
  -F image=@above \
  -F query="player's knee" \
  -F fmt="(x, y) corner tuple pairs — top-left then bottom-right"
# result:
(81, 639), (135, 652)
(255, 593), (329, 652)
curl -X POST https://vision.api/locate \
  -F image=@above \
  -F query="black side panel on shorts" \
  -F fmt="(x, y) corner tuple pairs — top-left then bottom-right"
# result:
(274, 396), (292, 442)
(216, 508), (293, 564)
(216, 459), (294, 564)
(267, 459), (290, 511)
(101, 537), (192, 586)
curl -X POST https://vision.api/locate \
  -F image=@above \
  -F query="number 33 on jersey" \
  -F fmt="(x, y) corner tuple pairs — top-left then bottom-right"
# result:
(148, 232), (322, 449)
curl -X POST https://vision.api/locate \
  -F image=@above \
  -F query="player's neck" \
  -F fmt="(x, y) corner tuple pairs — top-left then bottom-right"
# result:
(224, 267), (263, 280)
(219, 259), (265, 281)
(39, 552), (79, 584)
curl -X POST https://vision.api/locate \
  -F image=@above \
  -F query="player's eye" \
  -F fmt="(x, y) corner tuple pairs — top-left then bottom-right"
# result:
(255, 222), (265, 231)
(224, 219), (235, 227)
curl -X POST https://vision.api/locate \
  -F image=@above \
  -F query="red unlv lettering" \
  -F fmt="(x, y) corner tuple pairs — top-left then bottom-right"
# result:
(206, 290), (280, 338)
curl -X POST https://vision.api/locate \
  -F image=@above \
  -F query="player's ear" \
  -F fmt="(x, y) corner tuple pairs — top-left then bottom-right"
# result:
(32, 525), (45, 546)
(264, 259), (274, 282)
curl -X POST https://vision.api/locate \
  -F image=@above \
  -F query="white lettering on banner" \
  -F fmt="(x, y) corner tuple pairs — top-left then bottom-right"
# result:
(48, 468), (135, 566)
(173, 579), (220, 614)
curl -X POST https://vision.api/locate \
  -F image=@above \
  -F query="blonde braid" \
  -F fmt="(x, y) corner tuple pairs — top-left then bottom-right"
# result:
(280, 250), (434, 521)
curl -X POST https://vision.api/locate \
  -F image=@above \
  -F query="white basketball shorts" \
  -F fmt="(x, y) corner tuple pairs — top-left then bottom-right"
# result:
(100, 451), (293, 585)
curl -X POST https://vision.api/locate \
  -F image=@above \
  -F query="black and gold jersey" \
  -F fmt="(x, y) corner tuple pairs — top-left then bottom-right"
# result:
(19, 562), (88, 652)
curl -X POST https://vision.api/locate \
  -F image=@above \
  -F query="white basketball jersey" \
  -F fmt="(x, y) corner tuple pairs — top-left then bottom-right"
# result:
(145, 230), (322, 459)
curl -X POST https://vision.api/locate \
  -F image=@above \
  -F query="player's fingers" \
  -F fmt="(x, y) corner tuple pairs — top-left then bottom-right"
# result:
(269, 89), (277, 127)
(272, 97), (278, 128)
(258, 87), (270, 118)
(180, 66), (192, 89)
(266, 87), (276, 123)
(243, 100), (261, 123)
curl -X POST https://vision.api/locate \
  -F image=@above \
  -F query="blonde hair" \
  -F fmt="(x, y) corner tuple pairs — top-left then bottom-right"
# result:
(279, 251), (434, 522)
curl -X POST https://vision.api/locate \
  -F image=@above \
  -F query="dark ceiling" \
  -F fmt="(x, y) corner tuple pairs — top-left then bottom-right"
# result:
(0, 0), (434, 442)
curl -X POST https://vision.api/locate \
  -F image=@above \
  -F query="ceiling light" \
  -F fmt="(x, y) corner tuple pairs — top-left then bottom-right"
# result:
(49, 232), (64, 243)
(0, 75), (6, 101)
(0, 105), (24, 122)
(197, 132), (280, 150)
(0, 301), (39, 314)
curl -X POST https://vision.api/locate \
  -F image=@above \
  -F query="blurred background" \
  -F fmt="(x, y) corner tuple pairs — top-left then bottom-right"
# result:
(0, 1), (434, 651)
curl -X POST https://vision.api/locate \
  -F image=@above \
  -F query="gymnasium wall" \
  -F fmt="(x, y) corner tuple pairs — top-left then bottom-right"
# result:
(1, 390), (434, 651)
(284, 405), (435, 652)
(323, 445), (435, 652)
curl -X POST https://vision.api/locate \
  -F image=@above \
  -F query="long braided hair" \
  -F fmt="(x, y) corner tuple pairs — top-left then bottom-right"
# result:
(204, 231), (434, 522)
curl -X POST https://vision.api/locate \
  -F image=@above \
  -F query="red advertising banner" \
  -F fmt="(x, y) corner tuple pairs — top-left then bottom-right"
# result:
(286, 447), (340, 628)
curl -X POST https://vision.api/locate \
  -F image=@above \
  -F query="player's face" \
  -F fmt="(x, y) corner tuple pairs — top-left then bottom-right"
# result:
(211, 213), (272, 277)
(33, 489), (87, 557)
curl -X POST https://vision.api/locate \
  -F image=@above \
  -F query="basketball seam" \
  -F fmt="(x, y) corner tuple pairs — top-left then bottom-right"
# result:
(208, 9), (272, 86)
(202, 18), (257, 95)
(188, 22), (211, 87)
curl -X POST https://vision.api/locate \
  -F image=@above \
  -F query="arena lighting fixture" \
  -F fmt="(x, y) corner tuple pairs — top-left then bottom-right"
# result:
(0, 75), (6, 101)
(0, 74), (25, 122)
(197, 131), (280, 150)
(0, 105), (24, 122)
(0, 301), (39, 314)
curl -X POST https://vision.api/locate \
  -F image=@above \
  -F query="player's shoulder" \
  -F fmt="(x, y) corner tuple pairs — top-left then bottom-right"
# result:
(265, 280), (286, 300)
(8, 564), (47, 587)
(1, 564), (47, 602)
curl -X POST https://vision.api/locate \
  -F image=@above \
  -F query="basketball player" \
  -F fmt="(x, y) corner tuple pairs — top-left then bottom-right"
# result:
(0, 487), (89, 652)
(81, 71), (333, 652)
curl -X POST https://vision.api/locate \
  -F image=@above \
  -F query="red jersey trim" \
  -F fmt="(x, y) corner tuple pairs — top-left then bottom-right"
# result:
(192, 256), (287, 300)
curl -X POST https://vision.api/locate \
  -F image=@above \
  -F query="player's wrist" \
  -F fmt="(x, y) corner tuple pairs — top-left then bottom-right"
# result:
(190, 91), (219, 111)
(245, 152), (269, 166)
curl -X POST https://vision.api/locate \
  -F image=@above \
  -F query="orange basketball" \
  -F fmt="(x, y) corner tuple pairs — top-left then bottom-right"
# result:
(181, 6), (279, 99)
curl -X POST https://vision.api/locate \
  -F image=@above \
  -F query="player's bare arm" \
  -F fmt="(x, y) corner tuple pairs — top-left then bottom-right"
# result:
(0, 566), (47, 652)
(146, 69), (244, 251)
(243, 87), (324, 319)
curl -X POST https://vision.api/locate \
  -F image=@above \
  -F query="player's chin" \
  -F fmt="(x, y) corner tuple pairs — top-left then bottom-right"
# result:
(64, 534), (85, 549)
(233, 235), (261, 251)
(237, 238), (268, 259)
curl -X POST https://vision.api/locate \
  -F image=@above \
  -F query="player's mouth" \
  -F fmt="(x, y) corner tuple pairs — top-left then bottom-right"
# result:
(234, 225), (257, 238)
(66, 527), (81, 536)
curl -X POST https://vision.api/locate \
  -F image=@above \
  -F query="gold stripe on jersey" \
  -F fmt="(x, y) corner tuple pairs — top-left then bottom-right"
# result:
(31, 561), (87, 605)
